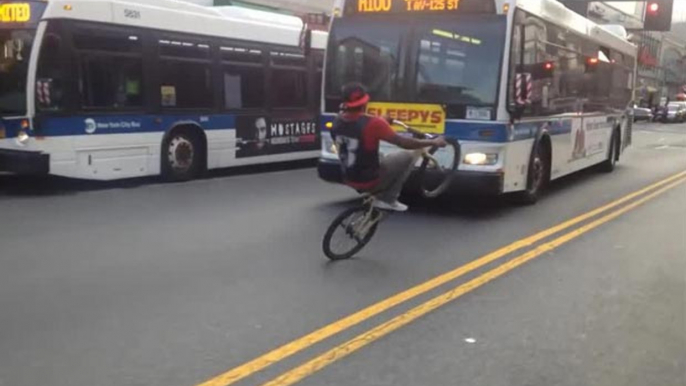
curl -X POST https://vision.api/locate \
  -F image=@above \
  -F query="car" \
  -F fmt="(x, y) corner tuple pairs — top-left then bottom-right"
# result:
(632, 106), (653, 122)
(662, 102), (686, 123)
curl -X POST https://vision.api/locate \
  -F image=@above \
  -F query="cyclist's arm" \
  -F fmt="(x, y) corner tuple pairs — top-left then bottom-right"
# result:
(385, 134), (440, 150)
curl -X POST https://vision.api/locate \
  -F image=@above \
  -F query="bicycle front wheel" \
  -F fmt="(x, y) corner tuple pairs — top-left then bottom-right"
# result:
(323, 206), (381, 261)
(418, 138), (461, 198)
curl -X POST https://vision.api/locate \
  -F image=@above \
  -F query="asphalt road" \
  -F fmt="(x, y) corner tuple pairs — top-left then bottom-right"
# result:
(0, 121), (684, 386)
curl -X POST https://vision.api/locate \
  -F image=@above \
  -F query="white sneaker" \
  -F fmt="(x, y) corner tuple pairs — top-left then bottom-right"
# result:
(373, 199), (409, 212)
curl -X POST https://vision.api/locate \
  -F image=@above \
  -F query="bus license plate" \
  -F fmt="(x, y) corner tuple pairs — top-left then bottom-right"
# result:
(466, 107), (492, 121)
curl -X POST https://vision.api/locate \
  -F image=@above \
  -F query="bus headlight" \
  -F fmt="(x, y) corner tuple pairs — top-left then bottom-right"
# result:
(464, 152), (498, 166)
(16, 130), (30, 145)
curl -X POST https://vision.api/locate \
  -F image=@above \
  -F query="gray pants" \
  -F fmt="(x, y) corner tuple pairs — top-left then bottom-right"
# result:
(365, 150), (422, 203)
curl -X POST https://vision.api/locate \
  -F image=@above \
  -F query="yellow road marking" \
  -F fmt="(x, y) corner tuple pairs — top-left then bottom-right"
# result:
(262, 177), (686, 386)
(196, 171), (686, 386)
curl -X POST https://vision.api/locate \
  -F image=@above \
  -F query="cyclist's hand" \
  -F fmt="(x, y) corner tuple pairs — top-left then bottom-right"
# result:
(432, 137), (448, 148)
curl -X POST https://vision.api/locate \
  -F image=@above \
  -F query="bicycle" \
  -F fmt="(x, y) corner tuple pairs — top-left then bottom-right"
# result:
(322, 121), (461, 261)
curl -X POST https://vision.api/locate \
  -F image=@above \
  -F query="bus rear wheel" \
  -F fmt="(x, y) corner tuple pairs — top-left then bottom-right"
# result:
(162, 129), (204, 181)
(599, 128), (620, 173)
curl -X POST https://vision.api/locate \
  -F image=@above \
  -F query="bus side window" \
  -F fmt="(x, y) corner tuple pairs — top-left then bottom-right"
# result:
(272, 69), (307, 108)
(513, 10), (604, 117)
(610, 51), (632, 110)
(158, 39), (212, 109)
(221, 46), (265, 110)
(36, 23), (65, 111)
(73, 25), (144, 110)
(270, 51), (308, 109)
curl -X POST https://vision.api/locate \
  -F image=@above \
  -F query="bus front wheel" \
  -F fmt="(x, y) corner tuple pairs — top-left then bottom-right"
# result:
(513, 141), (550, 205)
(162, 129), (205, 181)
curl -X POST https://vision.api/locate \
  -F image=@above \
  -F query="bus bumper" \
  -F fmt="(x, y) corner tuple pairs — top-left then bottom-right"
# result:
(0, 149), (50, 174)
(317, 158), (503, 195)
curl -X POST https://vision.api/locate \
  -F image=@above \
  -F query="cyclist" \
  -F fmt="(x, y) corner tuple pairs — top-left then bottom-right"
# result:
(331, 83), (447, 212)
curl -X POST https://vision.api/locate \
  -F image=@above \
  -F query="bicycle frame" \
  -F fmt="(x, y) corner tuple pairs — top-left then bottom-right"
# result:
(352, 196), (387, 240)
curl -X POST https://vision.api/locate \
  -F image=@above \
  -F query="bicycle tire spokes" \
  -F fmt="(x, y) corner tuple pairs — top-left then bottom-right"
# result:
(424, 154), (442, 171)
(340, 214), (364, 241)
(331, 232), (360, 254)
(323, 205), (385, 261)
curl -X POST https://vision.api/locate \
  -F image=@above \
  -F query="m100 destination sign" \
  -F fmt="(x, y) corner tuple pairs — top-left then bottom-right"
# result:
(351, 0), (460, 14)
(346, 0), (495, 15)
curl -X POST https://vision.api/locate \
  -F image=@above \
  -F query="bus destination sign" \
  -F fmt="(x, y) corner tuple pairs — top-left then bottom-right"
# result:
(0, 3), (31, 23)
(352, 0), (459, 14)
(0, 1), (46, 28)
(346, 0), (495, 15)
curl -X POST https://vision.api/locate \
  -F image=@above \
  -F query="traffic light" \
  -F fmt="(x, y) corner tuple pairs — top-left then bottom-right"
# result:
(530, 61), (555, 79)
(644, 0), (674, 31)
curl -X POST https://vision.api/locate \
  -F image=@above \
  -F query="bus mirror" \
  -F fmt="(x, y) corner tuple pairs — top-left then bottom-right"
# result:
(36, 78), (61, 109)
(299, 25), (312, 56)
(511, 103), (526, 121)
(36, 79), (54, 108)
(510, 72), (531, 121)
(541, 85), (550, 109)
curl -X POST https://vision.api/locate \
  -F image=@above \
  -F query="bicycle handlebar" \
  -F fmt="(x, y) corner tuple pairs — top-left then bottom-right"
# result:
(390, 119), (434, 139)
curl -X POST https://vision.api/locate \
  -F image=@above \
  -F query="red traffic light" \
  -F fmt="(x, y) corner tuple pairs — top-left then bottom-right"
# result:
(544, 62), (554, 70)
(644, 0), (673, 31)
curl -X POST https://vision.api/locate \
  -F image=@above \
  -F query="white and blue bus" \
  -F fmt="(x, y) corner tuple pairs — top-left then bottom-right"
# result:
(0, 0), (327, 181)
(318, 0), (636, 203)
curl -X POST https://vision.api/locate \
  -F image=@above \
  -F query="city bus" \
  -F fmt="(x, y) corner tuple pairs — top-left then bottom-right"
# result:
(0, 0), (327, 181)
(318, 0), (637, 203)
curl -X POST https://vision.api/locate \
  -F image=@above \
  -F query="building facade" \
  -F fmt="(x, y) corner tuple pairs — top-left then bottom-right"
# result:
(662, 24), (686, 99)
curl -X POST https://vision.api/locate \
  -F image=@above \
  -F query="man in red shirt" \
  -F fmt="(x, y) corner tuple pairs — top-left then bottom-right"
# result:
(331, 83), (447, 212)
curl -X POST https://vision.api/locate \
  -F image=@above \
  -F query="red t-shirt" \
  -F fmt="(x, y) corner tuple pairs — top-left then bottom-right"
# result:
(341, 112), (396, 150)
(340, 113), (397, 190)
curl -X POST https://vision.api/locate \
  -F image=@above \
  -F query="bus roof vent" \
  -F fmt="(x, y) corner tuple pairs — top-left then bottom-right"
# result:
(600, 24), (629, 40)
(212, 6), (304, 30)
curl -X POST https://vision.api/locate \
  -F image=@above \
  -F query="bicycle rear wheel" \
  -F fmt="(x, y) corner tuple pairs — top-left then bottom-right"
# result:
(323, 206), (381, 260)
(417, 138), (461, 198)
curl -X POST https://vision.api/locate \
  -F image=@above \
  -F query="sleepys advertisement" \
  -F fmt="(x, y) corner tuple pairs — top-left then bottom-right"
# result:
(366, 103), (446, 134)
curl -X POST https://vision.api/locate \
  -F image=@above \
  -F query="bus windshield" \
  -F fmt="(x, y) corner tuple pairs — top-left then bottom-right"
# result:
(325, 15), (506, 115)
(0, 30), (34, 115)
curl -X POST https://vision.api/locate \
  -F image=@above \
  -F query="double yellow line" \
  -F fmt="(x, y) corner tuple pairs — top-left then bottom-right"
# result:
(197, 171), (686, 386)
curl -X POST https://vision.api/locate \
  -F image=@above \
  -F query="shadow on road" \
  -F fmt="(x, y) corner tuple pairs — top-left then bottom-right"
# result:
(318, 164), (615, 221)
(0, 159), (316, 198)
(2, 157), (614, 223)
